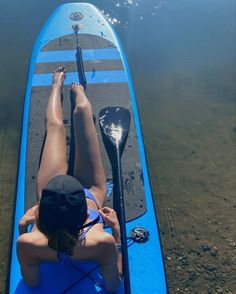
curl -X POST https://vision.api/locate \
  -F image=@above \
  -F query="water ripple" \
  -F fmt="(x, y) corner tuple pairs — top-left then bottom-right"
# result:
(101, 0), (169, 28)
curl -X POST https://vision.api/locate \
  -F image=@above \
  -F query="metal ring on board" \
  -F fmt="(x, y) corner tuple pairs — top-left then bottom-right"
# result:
(130, 226), (150, 243)
(72, 24), (82, 32)
(69, 12), (84, 21)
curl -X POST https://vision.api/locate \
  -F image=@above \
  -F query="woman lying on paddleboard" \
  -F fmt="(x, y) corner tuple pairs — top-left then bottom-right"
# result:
(17, 66), (122, 292)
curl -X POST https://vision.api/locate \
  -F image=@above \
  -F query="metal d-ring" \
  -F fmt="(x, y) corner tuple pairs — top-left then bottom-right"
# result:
(72, 23), (82, 33)
(69, 12), (83, 21)
(130, 226), (150, 243)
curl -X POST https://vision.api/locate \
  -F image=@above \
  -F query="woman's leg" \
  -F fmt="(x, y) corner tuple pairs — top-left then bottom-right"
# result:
(37, 67), (68, 199)
(71, 83), (106, 208)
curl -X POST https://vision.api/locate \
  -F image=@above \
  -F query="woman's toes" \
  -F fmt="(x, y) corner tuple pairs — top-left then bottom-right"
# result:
(70, 83), (84, 91)
(56, 66), (66, 72)
(52, 67), (66, 86)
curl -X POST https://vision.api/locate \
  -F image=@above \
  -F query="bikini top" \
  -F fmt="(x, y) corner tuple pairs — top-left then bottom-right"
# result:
(57, 189), (104, 264)
(81, 189), (104, 238)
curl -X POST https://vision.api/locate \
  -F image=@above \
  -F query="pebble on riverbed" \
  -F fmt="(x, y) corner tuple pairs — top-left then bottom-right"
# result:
(210, 250), (218, 257)
(200, 243), (219, 258)
(201, 243), (211, 251)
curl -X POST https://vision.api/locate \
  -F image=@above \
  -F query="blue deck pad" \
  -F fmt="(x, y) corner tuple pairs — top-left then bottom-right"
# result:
(32, 71), (127, 86)
(36, 49), (121, 63)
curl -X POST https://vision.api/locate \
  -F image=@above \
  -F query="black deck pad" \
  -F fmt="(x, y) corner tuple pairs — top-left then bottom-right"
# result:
(25, 34), (146, 221)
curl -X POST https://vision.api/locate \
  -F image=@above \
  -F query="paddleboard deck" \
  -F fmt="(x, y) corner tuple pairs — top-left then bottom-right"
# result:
(10, 3), (167, 293)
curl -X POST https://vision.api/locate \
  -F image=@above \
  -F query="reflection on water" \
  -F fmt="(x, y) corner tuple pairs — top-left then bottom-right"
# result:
(102, 0), (169, 27)
(0, 0), (235, 292)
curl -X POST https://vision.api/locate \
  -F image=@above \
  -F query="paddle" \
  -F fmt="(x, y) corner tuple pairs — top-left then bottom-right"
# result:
(99, 106), (131, 294)
(72, 24), (87, 89)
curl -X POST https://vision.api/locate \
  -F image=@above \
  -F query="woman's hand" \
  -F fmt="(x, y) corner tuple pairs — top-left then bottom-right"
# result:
(99, 207), (119, 228)
(18, 205), (38, 235)
(99, 207), (121, 241)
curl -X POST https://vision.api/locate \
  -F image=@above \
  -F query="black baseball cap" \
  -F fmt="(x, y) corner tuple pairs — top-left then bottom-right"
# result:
(38, 175), (88, 236)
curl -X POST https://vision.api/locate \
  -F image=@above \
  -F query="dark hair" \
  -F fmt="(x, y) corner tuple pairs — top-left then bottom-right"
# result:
(48, 229), (78, 255)
(37, 175), (88, 255)
(37, 218), (87, 255)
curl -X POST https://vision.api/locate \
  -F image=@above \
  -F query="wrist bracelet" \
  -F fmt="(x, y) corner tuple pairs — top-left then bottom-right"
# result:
(116, 243), (122, 253)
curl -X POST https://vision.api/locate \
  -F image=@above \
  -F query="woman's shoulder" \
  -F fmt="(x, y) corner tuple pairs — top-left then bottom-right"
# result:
(17, 230), (53, 262)
(95, 232), (117, 261)
(17, 233), (39, 265)
(17, 228), (116, 264)
(17, 231), (41, 248)
(94, 231), (116, 245)
(79, 230), (115, 251)
(73, 231), (116, 262)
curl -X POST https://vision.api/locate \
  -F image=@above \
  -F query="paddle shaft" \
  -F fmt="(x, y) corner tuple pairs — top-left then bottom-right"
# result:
(112, 146), (131, 294)
(99, 106), (131, 293)
(75, 31), (87, 89)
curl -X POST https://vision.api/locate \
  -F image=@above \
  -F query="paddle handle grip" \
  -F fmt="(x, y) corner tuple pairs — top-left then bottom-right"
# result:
(76, 46), (87, 89)
(113, 149), (131, 294)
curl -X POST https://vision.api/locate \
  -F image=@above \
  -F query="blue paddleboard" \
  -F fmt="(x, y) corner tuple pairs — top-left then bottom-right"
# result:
(10, 3), (167, 293)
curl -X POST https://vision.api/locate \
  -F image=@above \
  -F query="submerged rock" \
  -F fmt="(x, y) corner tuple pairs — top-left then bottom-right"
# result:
(201, 243), (211, 252)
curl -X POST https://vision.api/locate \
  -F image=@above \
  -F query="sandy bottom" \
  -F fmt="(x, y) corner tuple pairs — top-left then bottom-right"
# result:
(0, 128), (20, 294)
(138, 64), (236, 293)
(0, 63), (235, 294)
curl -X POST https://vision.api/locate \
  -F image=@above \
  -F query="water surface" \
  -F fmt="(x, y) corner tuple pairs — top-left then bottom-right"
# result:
(0, 0), (235, 293)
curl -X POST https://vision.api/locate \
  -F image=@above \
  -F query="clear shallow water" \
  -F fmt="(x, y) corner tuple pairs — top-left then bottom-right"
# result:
(0, 0), (235, 293)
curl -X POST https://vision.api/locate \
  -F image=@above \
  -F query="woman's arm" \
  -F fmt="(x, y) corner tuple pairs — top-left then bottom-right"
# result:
(18, 205), (39, 235)
(99, 235), (122, 293)
(99, 207), (123, 283)
(17, 235), (40, 287)
(20, 263), (40, 288)
(112, 226), (123, 279)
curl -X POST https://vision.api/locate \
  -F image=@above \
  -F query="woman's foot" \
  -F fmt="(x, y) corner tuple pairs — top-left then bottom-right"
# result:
(70, 83), (90, 109)
(52, 66), (67, 87)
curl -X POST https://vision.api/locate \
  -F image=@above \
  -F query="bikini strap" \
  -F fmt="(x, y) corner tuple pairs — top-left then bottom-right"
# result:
(79, 226), (92, 241)
(78, 214), (101, 240)
(84, 189), (100, 209)
(79, 215), (100, 230)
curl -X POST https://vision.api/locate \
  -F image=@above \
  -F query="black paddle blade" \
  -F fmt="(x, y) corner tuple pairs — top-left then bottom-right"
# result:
(99, 107), (131, 156)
